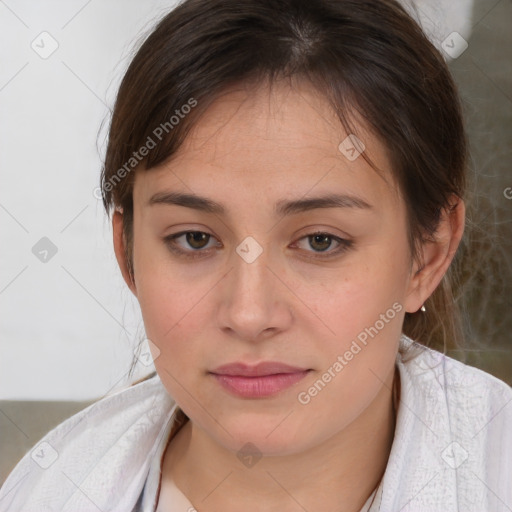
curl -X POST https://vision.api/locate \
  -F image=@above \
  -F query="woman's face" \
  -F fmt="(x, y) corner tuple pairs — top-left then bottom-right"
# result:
(126, 81), (417, 455)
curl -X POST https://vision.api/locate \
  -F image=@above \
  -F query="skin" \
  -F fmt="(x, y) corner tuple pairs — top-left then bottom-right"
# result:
(113, 79), (465, 511)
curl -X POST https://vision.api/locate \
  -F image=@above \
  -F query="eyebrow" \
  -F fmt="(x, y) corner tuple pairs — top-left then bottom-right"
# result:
(148, 191), (373, 216)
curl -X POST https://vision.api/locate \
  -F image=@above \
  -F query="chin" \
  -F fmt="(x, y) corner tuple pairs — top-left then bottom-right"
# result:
(211, 416), (308, 457)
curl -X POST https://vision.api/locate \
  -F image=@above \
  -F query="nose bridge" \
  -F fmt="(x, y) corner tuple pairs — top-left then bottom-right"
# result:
(231, 236), (273, 308)
(217, 236), (289, 340)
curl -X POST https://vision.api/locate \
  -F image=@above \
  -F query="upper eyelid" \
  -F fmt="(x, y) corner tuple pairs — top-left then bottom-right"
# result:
(167, 231), (221, 247)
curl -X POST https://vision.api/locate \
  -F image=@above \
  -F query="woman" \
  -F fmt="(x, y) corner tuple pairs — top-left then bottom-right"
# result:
(0, 0), (510, 510)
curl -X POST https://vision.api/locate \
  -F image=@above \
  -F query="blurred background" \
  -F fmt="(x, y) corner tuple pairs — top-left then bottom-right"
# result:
(0, 0), (510, 486)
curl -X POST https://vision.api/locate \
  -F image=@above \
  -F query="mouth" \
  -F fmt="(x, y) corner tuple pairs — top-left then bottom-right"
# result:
(209, 362), (312, 398)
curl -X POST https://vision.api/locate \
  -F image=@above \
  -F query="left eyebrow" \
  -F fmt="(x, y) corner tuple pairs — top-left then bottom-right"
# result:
(275, 193), (373, 216)
(147, 191), (373, 216)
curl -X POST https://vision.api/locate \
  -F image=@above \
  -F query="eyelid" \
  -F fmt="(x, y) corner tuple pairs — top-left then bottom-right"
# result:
(163, 230), (221, 259)
(290, 231), (353, 259)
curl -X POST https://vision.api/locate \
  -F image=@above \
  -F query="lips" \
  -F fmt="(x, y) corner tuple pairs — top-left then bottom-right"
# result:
(209, 362), (311, 398)
(210, 361), (309, 377)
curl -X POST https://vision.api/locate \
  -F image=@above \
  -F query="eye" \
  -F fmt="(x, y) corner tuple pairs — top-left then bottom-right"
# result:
(293, 232), (353, 258)
(163, 231), (221, 258)
(163, 230), (353, 260)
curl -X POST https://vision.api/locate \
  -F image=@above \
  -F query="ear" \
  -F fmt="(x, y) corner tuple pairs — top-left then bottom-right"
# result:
(112, 209), (137, 296)
(404, 197), (465, 313)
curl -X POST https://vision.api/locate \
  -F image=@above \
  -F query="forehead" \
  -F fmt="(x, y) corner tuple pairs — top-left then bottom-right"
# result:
(133, 80), (402, 214)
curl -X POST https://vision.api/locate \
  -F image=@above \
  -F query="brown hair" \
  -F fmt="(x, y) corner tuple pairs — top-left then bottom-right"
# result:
(100, 0), (467, 377)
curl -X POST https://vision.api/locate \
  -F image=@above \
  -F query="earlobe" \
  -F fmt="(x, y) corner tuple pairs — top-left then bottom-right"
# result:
(404, 197), (465, 313)
(112, 209), (137, 296)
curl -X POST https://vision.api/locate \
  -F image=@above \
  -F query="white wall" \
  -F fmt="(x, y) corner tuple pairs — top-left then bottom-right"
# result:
(0, 0), (180, 400)
(0, 0), (474, 400)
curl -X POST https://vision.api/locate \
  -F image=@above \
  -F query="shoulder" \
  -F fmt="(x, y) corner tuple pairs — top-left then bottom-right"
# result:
(400, 337), (512, 405)
(399, 337), (512, 430)
(0, 372), (177, 511)
(379, 336), (512, 510)
(399, 336), (512, 471)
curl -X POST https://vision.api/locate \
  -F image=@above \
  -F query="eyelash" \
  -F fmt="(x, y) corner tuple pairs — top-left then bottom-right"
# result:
(163, 230), (353, 260)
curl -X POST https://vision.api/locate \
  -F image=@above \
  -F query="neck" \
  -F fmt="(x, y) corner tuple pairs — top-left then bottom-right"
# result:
(161, 366), (398, 512)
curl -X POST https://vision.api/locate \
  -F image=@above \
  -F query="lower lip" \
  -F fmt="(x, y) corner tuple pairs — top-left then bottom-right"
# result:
(211, 371), (310, 398)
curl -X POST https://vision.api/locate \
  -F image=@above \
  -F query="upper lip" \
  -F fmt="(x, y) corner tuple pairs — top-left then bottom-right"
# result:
(210, 362), (309, 377)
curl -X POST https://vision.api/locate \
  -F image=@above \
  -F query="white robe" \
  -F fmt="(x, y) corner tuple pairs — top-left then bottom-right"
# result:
(0, 335), (511, 511)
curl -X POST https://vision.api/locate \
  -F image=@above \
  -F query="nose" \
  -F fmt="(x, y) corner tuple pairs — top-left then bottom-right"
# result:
(216, 241), (293, 343)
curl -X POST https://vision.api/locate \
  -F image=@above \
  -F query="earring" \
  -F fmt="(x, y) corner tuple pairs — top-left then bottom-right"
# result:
(420, 305), (426, 312)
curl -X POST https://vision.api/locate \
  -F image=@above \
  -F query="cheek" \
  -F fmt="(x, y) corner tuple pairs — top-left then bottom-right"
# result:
(135, 272), (212, 407)
(131, 232), (196, 357)
(289, 266), (405, 440)
(135, 269), (209, 354)
(289, 243), (407, 403)
(299, 248), (409, 344)
(300, 273), (404, 390)
(132, 221), (199, 331)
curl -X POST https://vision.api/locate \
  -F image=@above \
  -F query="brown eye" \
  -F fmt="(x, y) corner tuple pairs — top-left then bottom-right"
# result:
(163, 231), (220, 259)
(185, 231), (210, 249)
(293, 231), (353, 259)
(308, 234), (333, 252)
(163, 230), (352, 261)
